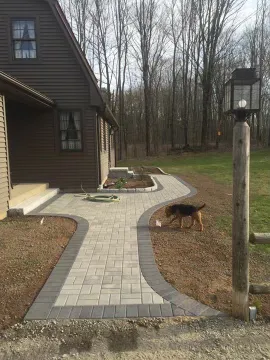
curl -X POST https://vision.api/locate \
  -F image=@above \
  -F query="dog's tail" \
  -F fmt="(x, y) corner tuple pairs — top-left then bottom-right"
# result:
(197, 203), (206, 211)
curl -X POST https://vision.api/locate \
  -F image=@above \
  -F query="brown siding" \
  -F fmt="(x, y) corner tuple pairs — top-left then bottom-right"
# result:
(0, 0), (99, 190)
(0, 94), (9, 219)
(7, 103), (98, 191)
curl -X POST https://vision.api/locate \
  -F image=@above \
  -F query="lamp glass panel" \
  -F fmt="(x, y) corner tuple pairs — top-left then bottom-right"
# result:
(233, 84), (251, 109)
(251, 80), (260, 109)
(224, 83), (231, 112)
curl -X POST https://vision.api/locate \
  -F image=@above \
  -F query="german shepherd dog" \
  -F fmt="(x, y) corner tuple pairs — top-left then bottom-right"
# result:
(165, 203), (206, 231)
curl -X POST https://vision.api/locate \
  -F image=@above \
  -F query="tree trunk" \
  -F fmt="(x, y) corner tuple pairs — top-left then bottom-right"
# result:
(144, 85), (151, 156)
(201, 83), (211, 147)
(171, 45), (177, 150)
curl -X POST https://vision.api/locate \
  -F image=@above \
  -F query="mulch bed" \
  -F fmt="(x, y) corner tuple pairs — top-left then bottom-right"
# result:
(104, 167), (162, 189)
(105, 175), (153, 189)
(132, 166), (164, 175)
(0, 216), (76, 331)
(150, 173), (270, 318)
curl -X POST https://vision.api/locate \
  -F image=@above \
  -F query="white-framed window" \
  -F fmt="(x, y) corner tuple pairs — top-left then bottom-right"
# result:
(12, 19), (37, 59)
(59, 111), (82, 151)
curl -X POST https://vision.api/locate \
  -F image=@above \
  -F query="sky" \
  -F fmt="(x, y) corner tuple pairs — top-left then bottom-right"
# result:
(242, 0), (259, 23)
(61, 0), (261, 88)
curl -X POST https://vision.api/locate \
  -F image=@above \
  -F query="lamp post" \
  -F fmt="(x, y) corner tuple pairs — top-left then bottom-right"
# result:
(224, 68), (261, 321)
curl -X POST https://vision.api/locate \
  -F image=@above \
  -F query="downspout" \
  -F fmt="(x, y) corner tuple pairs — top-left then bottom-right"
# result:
(96, 114), (101, 189)
(108, 125), (111, 169)
(114, 131), (117, 166)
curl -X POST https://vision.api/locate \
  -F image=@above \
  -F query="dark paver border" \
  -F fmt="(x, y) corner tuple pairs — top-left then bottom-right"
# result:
(24, 209), (89, 320)
(26, 303), (195, 320)
(24, 175), (225, 320)
(137, 175), (225, 317)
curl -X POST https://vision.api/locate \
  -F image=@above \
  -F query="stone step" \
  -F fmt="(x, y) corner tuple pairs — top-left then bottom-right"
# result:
(8, 188), (59, 216)
(9, 183), (49, 208)
(109, 167), (134, 179)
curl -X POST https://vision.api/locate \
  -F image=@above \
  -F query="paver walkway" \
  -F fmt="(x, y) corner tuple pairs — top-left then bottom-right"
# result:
(25, 175), (223, 320)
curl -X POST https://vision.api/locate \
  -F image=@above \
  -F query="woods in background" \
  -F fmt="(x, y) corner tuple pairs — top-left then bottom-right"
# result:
(60, 0), (270, 158)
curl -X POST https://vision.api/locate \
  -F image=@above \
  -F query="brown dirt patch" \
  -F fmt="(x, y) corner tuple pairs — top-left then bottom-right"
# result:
(132, 166), (164, 175)
(105, 175), (153, 189)
(0, 216), (76, 330)
(150, 173), (270, 317)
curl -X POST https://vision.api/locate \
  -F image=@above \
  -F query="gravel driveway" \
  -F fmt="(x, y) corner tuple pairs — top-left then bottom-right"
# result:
(1, 317), (270, 359)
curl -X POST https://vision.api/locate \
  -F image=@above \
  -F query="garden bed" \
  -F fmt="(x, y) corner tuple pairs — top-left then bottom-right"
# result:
(150, 173), (270, 318)
(0, 216), (76, 330)
(104, 174), (154, 189)
(132, 166), (164, 175)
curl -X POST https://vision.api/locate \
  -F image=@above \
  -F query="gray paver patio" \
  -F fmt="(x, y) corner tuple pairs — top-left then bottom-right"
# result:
(42, 175), (188, 306)
(25, 175), (224, 319)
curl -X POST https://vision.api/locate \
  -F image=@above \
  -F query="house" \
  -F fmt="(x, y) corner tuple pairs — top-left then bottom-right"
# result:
(0, 0), (118, 220)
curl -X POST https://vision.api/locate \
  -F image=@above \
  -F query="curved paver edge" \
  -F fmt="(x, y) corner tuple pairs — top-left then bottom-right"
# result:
(138, 175), (226, 317)
(24, 177), (225, 321)
(25, 199), (90, 320)
(25, 193), (176, 320)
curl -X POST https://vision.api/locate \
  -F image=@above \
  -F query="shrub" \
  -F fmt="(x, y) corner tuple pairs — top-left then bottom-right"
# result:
(115, 177), (127, 189)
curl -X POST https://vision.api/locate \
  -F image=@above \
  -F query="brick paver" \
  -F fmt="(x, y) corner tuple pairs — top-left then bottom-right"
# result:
(25, 175), (224, 319)
(42, 175), (187, 306)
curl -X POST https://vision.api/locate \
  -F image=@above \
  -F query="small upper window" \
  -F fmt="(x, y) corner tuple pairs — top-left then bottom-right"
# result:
(12, 19), (37, 59)
(60, 111), (82, 151)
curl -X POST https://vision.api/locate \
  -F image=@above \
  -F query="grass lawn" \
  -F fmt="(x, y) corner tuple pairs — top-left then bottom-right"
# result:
(120, 149), (270, 253)
(121, 149), (270, 315)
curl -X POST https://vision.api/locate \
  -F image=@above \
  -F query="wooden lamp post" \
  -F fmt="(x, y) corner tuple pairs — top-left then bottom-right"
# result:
(224, 68), (261, 321)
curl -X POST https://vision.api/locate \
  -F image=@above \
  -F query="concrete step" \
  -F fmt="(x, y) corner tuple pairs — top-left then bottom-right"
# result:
(8, 188), (59, 216)
(9, 183), (49, 208)
(109, 167), (134, 179)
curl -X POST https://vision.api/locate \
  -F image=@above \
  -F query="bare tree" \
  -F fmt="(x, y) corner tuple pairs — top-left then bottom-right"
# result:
(196, 0), (244, 147)
(166, 0), (182, 149)
(113, 0), (130, 159)
(133, 0), (165, 156)
(60, 0), (270, 157)
(91, 0), (115, 106)
(59, 0), (92, 55)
